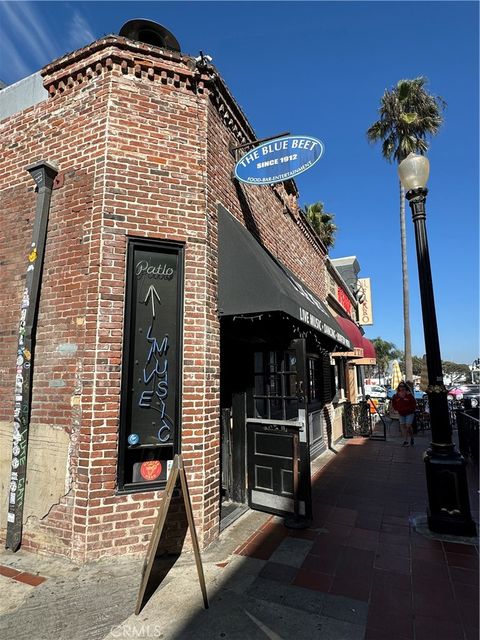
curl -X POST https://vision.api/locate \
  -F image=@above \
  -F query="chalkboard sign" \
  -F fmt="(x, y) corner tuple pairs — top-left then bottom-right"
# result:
(118, 240), (184, 491)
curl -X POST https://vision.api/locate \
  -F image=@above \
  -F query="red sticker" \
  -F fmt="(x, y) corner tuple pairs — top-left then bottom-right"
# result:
(140, 460), (162, 481)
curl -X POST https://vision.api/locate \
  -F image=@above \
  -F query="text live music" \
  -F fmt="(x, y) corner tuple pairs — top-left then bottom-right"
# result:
(118, 240), (184, 492)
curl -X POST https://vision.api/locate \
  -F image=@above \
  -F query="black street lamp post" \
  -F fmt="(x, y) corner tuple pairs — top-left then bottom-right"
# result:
(398, 153), (477, 537)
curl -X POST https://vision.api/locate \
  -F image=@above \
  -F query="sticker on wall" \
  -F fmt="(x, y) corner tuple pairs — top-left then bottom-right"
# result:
(140, 460), (162, 481)
(132, 459), (168, 484)
(128, 433), (140, 446)
(21, 290), (30, 308)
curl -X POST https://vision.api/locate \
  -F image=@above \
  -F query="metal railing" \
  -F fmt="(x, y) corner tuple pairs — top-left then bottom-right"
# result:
(411, 398), (471, 433)
(414, 399), (431, 433)
(343, 401), (370, 438)
(455, 409), (479, 466)
(342, 399), (387, 440)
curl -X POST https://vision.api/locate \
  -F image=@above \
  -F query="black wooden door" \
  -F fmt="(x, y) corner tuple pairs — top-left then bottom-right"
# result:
(247, 339), (312, 518)
(247, 421), (302, 517)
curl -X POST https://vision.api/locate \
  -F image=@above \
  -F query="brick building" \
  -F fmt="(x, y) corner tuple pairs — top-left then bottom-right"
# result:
(0, 25), (371, 561)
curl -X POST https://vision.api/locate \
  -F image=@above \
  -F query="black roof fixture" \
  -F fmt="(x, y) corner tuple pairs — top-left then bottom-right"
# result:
(119, 19), (181, 52)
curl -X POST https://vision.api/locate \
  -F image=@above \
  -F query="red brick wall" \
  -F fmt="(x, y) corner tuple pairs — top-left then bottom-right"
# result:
(0, 37), (331, 560)
(0, 70), (109, 558)
(0, 39), (219, 560)
(78, 57), (218, 559)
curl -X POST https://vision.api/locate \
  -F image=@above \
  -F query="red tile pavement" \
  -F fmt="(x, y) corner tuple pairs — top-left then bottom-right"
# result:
(0, 565), (46, 586)
(235, 520), (287, 560)
(0, 565), (21, 578)
(12, 572), (46, 587)
(293, 567), (333, 591)
(234, 436), (479, 639)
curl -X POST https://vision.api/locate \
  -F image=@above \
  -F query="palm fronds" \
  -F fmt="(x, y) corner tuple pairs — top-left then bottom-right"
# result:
(367, 76), (446, 163)
(302, 202), (337, 250)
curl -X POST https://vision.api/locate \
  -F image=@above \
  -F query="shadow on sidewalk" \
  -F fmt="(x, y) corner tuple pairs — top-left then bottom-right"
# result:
(122, 433), (479, 640)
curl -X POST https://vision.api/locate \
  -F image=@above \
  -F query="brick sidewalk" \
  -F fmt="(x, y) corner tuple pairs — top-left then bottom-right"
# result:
(234, 435), (479, 640)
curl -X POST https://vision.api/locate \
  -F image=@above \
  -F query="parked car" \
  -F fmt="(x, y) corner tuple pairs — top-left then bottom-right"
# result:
(364, 384), (387, 399)
(448, 384), (479, 408)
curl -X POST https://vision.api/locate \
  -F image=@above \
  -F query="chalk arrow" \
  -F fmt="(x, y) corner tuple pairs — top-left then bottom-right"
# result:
(144, 285), (161, 317)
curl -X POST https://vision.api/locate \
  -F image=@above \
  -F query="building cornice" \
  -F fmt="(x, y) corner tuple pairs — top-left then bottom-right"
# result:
(40, 35), (307, 248)
(41, 35), (202, 97)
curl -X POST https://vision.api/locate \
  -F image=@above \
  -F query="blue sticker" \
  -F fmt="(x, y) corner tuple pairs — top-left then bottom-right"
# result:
(128, 433), (140, 446)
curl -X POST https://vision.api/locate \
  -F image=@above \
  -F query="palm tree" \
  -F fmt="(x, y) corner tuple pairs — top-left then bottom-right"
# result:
(372, 337), (402, 383)
(302, 202), (337, 250)
(367, 77), (445, 382)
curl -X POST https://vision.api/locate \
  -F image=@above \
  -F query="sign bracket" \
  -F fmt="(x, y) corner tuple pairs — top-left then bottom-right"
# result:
(230, 131), (290, 155)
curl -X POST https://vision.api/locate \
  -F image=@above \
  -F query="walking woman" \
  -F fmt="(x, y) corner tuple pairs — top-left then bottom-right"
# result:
(391, 382), (417, 446)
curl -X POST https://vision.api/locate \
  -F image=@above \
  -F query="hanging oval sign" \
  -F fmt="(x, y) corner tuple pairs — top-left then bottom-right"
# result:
(234, 135), (325, 186)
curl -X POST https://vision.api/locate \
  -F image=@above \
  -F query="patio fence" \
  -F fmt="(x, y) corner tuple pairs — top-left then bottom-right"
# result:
(455, 409), (479, 466)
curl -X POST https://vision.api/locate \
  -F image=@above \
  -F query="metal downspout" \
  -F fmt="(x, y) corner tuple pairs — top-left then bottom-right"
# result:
(5, 160), (58, 552)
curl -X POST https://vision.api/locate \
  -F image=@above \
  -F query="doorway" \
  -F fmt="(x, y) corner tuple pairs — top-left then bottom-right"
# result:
(246, 339), (312, 519)
(219, 331), (252, 530)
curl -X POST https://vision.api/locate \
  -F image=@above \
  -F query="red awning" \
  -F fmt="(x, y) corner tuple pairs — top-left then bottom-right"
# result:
(362, 337), (376, 359)
(334, 316), (364, 349)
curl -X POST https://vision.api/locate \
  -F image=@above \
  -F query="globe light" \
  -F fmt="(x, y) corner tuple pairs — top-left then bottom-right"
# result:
(398, 152), (430, 191)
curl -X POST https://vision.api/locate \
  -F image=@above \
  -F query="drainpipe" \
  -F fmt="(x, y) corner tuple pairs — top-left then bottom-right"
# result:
(5, 160), (58, 552)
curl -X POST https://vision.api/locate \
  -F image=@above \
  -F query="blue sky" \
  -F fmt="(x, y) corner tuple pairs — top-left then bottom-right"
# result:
(1, 1), (478, 364)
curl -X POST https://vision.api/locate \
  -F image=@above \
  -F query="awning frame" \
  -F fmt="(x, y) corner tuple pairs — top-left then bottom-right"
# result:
(218, 206), (351, 351)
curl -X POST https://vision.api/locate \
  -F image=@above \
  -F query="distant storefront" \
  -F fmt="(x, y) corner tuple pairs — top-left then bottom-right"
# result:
(326, 257), (377, 435)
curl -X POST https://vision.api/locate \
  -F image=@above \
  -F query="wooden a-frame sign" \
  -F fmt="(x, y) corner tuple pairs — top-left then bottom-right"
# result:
(135, 454), (209, 614)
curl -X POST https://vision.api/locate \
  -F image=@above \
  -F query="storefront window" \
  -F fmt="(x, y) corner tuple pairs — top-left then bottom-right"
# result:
(333, 359), (346, 402)
(253, 350), (335, 419)
(253, 350), (298, 421)
(309, 410), (323, 445)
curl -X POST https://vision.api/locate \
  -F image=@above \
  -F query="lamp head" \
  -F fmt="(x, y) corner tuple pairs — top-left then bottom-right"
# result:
(398, 152), (430, 191)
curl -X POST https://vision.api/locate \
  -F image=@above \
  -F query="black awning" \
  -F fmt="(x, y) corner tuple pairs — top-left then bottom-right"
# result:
(218, 206), (351, 349)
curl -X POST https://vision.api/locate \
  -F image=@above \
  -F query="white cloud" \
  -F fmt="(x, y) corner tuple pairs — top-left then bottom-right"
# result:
(68, 10), (95, 50)
(0, 2), (96, 84)
(0, 28), (31, 81)
(2, 1), (57, 64)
